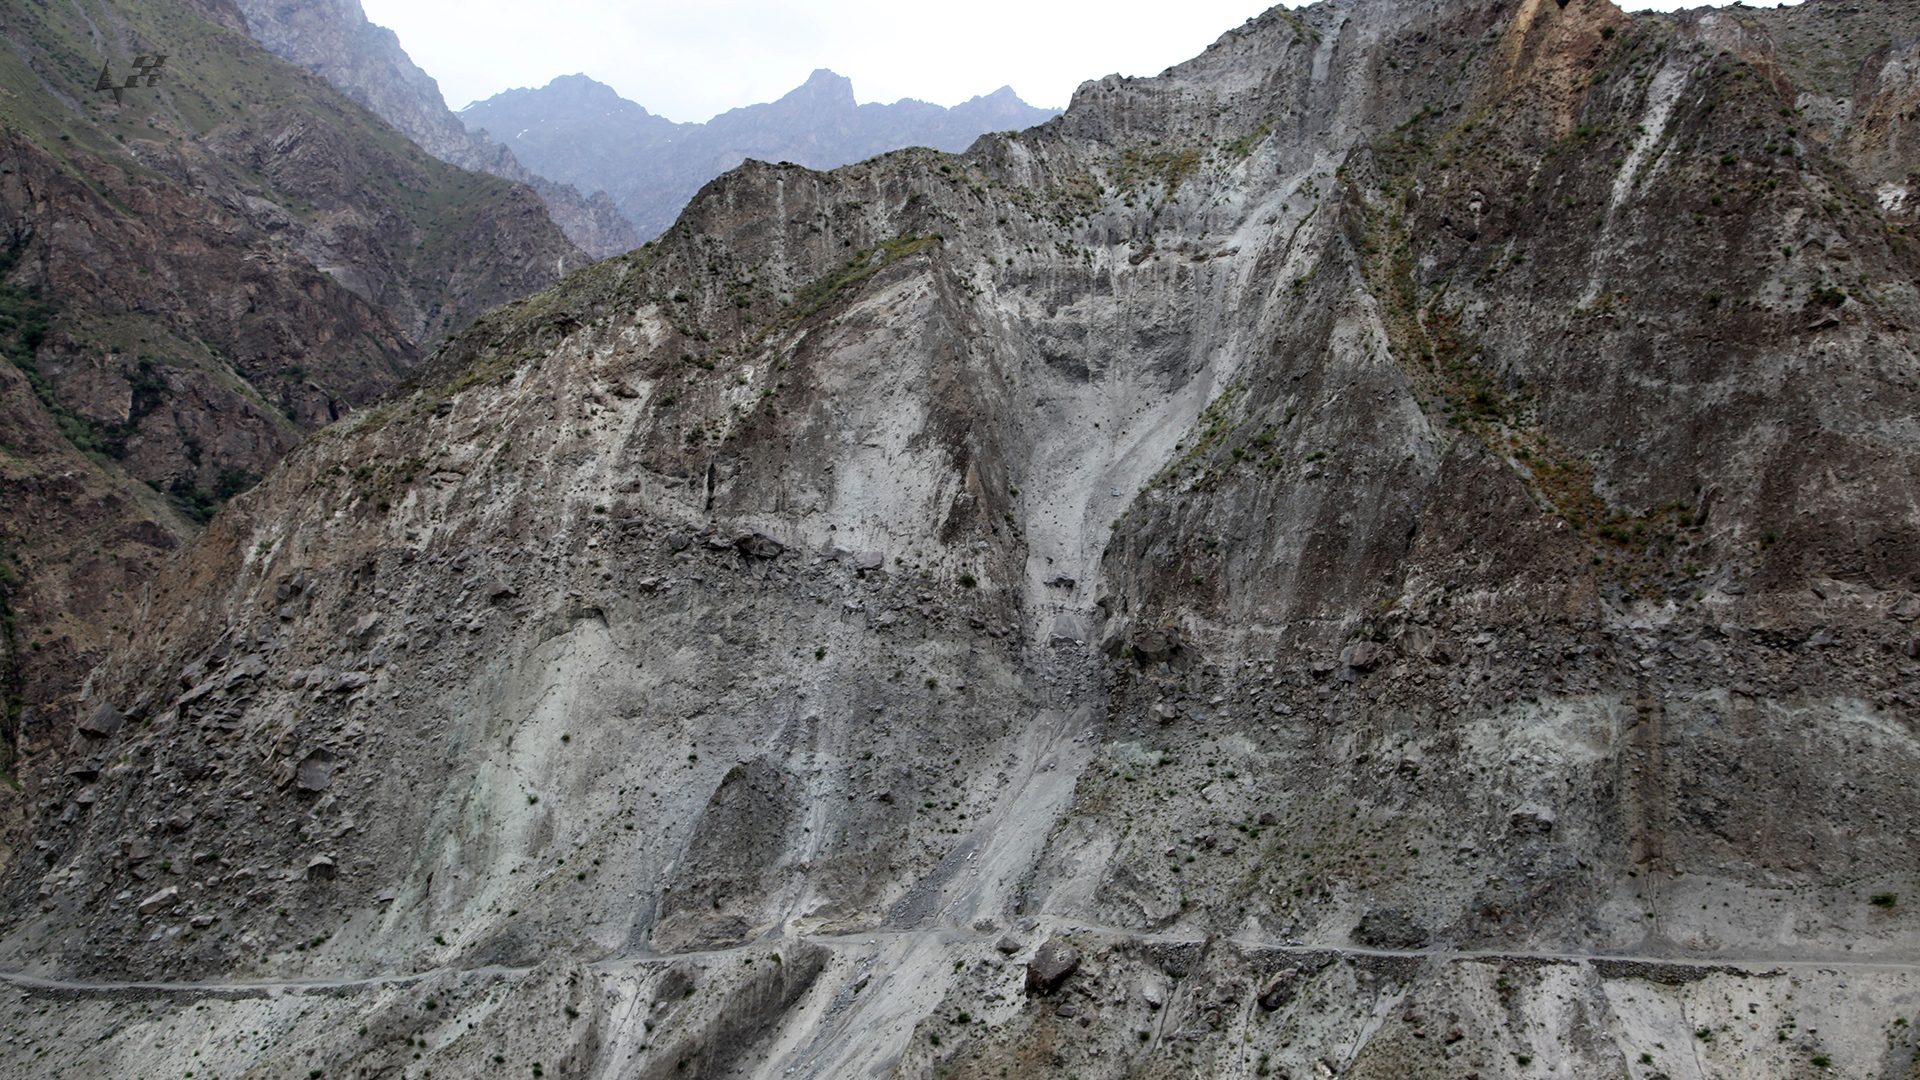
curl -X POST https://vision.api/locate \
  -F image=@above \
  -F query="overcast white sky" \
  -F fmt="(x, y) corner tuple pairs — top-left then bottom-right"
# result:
(357, 0), (1803, 124)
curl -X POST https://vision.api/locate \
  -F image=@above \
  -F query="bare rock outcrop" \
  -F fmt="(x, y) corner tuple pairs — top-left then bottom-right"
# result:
(3, 2), (1919, 1078)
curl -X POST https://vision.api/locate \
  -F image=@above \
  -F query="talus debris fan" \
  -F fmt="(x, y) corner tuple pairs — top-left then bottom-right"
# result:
(4, 0), (1920, 1076)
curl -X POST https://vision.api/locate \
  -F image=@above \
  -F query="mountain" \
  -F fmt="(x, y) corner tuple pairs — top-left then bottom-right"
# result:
(5, 0), (1920, 1076)
(461, 69), (1063, 240)
(0, 0), (585, 783)
(232, 0), (641, 258)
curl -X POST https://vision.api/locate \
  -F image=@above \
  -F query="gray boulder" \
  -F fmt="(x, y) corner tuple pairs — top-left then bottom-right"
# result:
(1131, 627), (1182, 665)
(79, 703), (125, 738)
(1352, 909), (1429, 949)
(1510, 804), (1556, 834)
(1025, 940), (1082, 994)
(735, 533), (785, 559)
(1342, 641), (1384, 671)
(1258, 968), (1299, 1011)
(295, 749), (338, 793)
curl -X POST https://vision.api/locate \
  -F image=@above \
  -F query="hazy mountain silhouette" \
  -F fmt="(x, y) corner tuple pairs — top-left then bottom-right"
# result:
(461, 70), (1061, 240)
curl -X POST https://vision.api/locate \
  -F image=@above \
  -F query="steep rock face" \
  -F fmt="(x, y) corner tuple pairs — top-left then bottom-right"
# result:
(233, 0), (475, 164)
(4, 1), (1920, 1078)
(0, 0), (586, 773)
(233, 0), (642, 257)
(462, 69), (1063, 241)
(1691, 0), (1920, 215)
(0, 0), (589, 442)
(0, 123), (403, 443)
(0, 354), (191, 815)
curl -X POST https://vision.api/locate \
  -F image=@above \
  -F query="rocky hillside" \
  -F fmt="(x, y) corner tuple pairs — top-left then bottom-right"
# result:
(0, 0), (585, 781)
(462, 69), (1062, 241)
(4, 0), (1920, 1077)
(233, 0), (641, 258)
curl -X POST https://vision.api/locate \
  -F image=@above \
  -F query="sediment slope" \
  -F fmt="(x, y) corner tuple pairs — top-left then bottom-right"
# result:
(3, 1), (1918, 1077)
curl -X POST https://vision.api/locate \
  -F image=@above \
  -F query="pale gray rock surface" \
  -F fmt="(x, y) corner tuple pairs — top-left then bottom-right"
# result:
(4, 1), (1920, 1078)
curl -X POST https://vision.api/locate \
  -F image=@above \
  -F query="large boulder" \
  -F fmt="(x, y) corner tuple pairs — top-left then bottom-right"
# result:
(295, 749), (338, 793)
(1352, 909), (1429, 949)
(1025, 940), (1082, 995)
(77, 703), (124, 738)
(1510, 804), (1557, 835)
(735, 533), (785, 559)
(1258, 968), (1300, 1011)
(1341, 640), (1385, 671)
(1131, 627), (1182, 665)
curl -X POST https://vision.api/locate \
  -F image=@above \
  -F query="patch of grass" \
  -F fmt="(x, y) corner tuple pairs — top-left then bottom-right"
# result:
(169, 467), (262, 525)
(1222, 121), (1275, 162)
(1276, 7), (1322, 45)
(780, 235), (945, 328)
(1049, 174), (1104, 222)
(1152, 380), (1249, 488)
(1115, 144), (1203, 198)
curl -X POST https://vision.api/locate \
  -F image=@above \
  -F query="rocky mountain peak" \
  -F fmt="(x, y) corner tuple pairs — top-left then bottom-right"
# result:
(462, 67), (1062, 239)
(772, 67), (860, 113)
(967, 84), (1032, 109)
(507, 72), (650, 115)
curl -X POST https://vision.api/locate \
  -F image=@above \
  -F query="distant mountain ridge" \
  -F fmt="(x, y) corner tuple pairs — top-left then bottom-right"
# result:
(461, 69), (1062, 240)
(234, 0), (640, 257)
